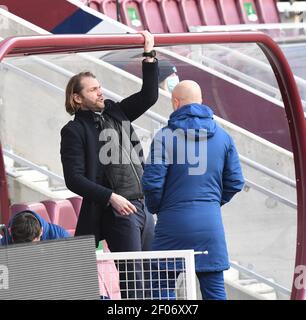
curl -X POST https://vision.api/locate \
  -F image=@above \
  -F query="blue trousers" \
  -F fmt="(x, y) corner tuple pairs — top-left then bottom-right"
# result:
(151, 268), (227, 300)
(196, 271), (227, 300)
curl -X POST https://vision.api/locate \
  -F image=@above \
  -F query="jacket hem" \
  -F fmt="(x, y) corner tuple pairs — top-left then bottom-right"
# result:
(195, 264), (230, 273)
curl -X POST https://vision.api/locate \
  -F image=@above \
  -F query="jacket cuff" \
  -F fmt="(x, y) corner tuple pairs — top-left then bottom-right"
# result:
(142, 58), (158, 65)
(103, 189), (113, 207)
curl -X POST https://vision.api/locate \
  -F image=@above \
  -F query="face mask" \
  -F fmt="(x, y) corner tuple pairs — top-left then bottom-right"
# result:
(167, 75), (180, 93)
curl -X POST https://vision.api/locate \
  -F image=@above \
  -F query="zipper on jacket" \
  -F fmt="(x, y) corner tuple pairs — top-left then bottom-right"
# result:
(120, 144), (142, 196)
(102, 115), (142, 196)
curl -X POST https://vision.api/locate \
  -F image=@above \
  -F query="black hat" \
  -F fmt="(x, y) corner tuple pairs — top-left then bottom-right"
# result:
(158, 60), (177, 83)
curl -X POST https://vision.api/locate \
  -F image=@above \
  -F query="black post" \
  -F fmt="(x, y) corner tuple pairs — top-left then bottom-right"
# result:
(116, 0), (120, 22)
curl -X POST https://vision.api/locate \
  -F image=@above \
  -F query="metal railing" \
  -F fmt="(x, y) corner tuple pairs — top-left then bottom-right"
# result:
(202, 55), (281, 99)
(230, 261), (291, 297)
(196, 44), (306, 110)
(3, 148), (65, 184)
(208, 43), (306, 95)
(189, 22), (306, 33)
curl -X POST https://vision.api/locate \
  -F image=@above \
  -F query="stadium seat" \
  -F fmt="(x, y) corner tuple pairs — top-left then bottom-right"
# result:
(67, 196), (83, 217)
(41, 199), (77, 236)
(179, 0), (203, 30)
(255, 0), (280, 24)
(160, 0), (188, 33)
(236, 0), (260, 24)
(11, 202), (51, 223)
(120, 0), (146, 30)
(217, 0), (242, 25)
(88, 0), (103, 11)
(199, 0), (222, 26)
(140, 0), (167, 33)
(101, 0), (119, 20)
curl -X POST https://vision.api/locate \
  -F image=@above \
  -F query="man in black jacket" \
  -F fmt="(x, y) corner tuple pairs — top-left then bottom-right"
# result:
(60, 31), (158, 299)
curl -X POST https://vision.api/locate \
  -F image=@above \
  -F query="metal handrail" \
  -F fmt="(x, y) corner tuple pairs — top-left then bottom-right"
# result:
(3, 149), (65, 184)
(189, 22), (306, 32)
(245, 180), (296, 209)
(230, 261), (291, 296)
(198, 44), (306, 109)
(209, 43), (306, 93)
(201, 55), (282, 99)
(240, 154), (296, 187)
(1, 61), (64, 94)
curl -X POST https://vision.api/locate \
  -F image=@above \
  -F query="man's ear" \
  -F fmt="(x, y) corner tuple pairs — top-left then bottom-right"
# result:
(173, 97), (180, 111)
(73, 93), (82, 105)
(33, 228), (43, 242)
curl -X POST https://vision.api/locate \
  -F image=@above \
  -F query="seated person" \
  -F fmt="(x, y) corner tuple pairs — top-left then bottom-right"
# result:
(0, 210), (121, 299)
(0, 210), (69, 245)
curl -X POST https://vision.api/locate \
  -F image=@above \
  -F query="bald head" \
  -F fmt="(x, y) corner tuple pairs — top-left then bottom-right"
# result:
(171, 80), (202, 111)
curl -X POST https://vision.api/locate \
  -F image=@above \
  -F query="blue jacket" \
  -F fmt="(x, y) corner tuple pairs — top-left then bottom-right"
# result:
(142, 103), (245, 272)
(0, 211), (70, 245)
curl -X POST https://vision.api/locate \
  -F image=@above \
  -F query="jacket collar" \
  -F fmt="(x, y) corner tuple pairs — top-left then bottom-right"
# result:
(74, 101), (127, 124)
(74, 110), (96, 121)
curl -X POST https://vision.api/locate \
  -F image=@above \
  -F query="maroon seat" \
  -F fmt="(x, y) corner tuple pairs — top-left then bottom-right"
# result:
(67, 196), (83, 217)
(217, 0), (242, 25)
(120, 0), (146, 30)
(140, 0), (167, 33)
(11, 202), (51, 223)
(179, 0), (203, 30)
(88, 0), (103, 11)
(41, 199), (77, 236)
(255, 0), (280, 24)
(100, 0), (119, 20)
(237, 0), (260, 24)
(160, 0), (188, 33)
(199, 0), (222, 26)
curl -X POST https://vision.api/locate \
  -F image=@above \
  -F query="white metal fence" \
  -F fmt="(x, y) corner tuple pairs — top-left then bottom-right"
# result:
(96, 250), (197, 300)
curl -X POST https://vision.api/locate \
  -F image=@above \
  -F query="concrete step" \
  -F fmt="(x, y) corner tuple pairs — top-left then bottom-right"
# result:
(244, 281), (276, 295)
(236, 278), (258, 286)
(225, 262), (277, 300)
(224, 266), (239, 282)
(5, 159), (74, 203)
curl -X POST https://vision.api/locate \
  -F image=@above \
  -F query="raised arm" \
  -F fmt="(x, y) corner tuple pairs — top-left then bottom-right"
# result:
(119, 31), (159, 122)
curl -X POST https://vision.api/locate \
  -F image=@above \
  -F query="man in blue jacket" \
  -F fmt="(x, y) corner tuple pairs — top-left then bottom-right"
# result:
(0, 210), (70, 245)
(142, 80), (245, 300)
